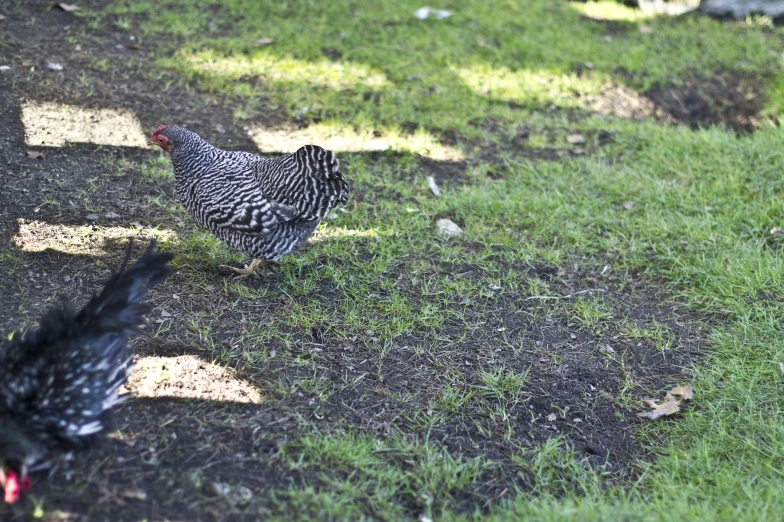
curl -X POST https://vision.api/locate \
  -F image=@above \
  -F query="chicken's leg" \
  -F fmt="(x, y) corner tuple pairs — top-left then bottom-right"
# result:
(221, 259), (268, 279)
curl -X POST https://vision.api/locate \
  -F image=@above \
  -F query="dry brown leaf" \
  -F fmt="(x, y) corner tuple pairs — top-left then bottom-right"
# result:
(56, 3), (81, 12)
(638, 393), (680, 420)
(670, 384), (693, 400)
(121, 488), (147, 501)
(160, 309), (173, 318)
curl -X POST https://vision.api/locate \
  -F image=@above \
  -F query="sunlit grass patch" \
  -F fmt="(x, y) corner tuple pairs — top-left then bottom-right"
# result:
(571, 0), (655, 21)
(12, 218), (177, 256)
(452, 64), (609, 108)
(249, 123), (465, 161)
(183, 50), (391, 91)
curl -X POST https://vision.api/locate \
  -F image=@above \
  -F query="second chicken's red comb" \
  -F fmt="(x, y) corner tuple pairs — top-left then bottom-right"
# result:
(151, 125), (167, 140)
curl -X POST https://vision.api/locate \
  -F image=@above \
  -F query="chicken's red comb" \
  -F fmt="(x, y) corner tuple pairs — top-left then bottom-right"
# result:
(3, 471), (21, 504)
(151, 125), (167, 140)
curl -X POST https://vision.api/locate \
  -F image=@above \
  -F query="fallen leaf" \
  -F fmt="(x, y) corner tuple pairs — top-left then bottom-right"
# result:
(436, 218), (463, 237)
(639, 25), (653, 34)
(121, 489), (147, 501)
(294, 106), (309, 120)
(546, 413), (557, 422)
(160, 310), (173, 318)
(56, 3), (81, 12)
(427, 175), (442, 197)
(598, 344), (615, 354)
(638, 393), (680, 420)
(254, 38), (274, 46)
(488, 284), (501, 290)
(623, 201), (634, 210)
(26, 150), (44, 159)
(46, 62), (64, 71)
(414, 7), (453, 20)
(105, 211), (121, 219)
(670, 384), (693, 400)
(206, 482), (231, 498)
(567, 134), (585, 144)
(86, 214), (99, 221)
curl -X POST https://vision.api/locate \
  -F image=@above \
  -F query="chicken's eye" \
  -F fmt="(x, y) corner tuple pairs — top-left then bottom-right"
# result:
(158, 137), (165, 143)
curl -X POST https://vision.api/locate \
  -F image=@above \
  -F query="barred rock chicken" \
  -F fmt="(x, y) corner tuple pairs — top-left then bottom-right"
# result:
(0, 241), (173, 504)
(150, 125), (350, 278)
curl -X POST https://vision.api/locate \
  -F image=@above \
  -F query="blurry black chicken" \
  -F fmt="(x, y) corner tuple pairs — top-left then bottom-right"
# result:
(0, 241), (173, 504)
(151, 125), (349, 278)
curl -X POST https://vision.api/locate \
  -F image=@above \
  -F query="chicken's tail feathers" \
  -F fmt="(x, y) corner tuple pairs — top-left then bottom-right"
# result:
(76, 240), (174, 333)
(295, 145), (351, 209)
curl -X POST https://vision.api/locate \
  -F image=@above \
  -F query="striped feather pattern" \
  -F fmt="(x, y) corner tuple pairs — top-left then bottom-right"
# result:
(159, 126), (350, 261)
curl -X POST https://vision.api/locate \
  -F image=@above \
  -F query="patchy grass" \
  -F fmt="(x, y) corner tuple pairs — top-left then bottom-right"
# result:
(106, 0), (784, 137)
(2, 0), (784, 520)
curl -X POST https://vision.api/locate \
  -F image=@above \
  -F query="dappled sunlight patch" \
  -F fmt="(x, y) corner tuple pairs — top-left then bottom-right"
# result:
(21, 101), (147, 147)
(12, 218), (177, 256)
(185, 50), (390, 91)
(570, 0), (652, 21)
(451, 64), (607, 109)
(454, 63), (656, 120)
(310, 225), (384, 243)
(125, 355), (264, 403)
(248, 123), (464, 161)
(585, 82), (657, 119)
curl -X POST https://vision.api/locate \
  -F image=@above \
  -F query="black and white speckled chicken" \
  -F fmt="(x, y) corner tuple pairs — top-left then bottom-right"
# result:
(150, 125), (350, 278)
(0, 241), (173, 504)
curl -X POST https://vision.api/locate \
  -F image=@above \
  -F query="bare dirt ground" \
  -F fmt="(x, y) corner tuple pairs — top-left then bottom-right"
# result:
(0, 1), (764, 521)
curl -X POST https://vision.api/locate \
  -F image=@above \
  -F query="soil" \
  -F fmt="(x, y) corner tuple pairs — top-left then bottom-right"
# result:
(0, 1), (739, 520)
(645, 72), (765, 133)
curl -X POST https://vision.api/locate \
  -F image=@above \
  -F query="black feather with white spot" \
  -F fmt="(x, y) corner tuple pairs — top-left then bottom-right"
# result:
(0, 241), (173, 488)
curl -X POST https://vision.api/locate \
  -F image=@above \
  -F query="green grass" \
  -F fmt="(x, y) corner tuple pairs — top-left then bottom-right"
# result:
(105, 0), (784, 142)
(85, 0), (784, 519)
